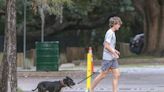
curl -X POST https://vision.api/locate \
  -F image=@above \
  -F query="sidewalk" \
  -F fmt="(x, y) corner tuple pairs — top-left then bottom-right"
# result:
(18, 64), (164, 92)
(17, 58), (164, 92)
(17, 63), (164, 77)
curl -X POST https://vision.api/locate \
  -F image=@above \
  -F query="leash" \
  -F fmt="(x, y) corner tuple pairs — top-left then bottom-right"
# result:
(76, 69), (101, 84)
(76, 59), (118, 85)
(77, 72), (96, 84)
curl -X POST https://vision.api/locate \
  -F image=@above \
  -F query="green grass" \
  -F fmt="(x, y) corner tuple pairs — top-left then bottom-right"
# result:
(0, 53), (3, 60)
(17, 88), (23, 92)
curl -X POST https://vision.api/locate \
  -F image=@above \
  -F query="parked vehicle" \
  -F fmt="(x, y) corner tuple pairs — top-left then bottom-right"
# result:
(129, 33), (144, 54)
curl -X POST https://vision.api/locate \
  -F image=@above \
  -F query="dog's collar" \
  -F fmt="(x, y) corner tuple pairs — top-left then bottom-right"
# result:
(60, 80), (67, 87)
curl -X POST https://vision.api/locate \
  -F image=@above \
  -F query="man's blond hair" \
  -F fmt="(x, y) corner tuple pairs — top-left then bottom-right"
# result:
(109, 16), (122, 28)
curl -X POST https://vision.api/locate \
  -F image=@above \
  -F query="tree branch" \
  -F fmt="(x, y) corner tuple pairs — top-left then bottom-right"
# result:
(17, 12), (115, 37)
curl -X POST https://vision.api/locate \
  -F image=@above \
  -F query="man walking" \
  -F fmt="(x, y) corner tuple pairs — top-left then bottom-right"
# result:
(90, 16), (122, 92)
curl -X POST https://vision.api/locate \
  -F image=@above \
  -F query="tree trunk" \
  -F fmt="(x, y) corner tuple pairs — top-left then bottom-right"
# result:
(132, 0), (164, 56)
(39, 6), (45, 42)
(0, 0), (17, 92)
(145, 0), (160, 53)
(158, 0), (164, 55)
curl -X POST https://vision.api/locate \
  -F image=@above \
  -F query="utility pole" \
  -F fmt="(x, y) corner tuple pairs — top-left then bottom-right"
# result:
(23, 0), (27, 68)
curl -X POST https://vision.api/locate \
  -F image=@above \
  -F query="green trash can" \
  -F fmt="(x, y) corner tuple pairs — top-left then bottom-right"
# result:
(36, 41), (59, 71)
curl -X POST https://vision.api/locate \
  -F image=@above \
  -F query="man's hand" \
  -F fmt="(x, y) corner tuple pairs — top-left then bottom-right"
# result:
(112, 49), (120, 59)
(104, 41), (120, 59)
(115, 50), (120, 55)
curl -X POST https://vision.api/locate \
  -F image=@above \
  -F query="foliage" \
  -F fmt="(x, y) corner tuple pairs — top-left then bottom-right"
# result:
(66, 0), (101, 17)
(29, 0), (74, 42)
(0, 0), (5, 9)
(120, 0), (134, 12)
(48, 0), (73, 16)
(32, 0), (73, 22)
(0, 0), (5, 35)
(116, 26), (133, 43)
(0, 16), (5, 35)
(0, 0), (141, 51)
(64, 0), (122, 20)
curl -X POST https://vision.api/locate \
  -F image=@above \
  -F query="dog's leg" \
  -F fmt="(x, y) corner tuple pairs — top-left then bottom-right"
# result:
(38, 88), (41, 92)
(38, 87), (46, 92)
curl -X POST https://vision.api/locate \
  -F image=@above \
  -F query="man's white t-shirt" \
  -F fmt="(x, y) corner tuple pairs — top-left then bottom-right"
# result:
(103, 29), (116, 60)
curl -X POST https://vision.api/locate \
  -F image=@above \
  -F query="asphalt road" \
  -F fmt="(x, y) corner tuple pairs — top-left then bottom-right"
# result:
(18, 67), (164, 92)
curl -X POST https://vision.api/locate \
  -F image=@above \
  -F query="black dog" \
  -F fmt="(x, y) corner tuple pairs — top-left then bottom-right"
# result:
(32, 76), (75, 92)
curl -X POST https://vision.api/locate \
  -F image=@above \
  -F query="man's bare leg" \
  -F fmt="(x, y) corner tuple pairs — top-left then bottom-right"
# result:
(111, 68), (120, 92)
(90, 71), (108, 92)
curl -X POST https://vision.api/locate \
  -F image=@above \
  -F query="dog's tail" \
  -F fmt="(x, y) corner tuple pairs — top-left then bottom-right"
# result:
(32, 87), (38, 91)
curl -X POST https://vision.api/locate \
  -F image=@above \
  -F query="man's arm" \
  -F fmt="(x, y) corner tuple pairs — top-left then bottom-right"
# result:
(104, 41), (120, 58)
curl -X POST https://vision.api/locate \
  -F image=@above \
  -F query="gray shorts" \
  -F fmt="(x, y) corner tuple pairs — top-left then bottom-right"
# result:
(101, 59), (119, 71)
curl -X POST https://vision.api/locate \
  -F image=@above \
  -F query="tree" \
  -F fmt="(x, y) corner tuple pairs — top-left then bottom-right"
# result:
(0, 0), (17, 91)
(0, 0), (135, 52)
(16, 0), (122, 37)
(12, 0), (135, 52)
(132, 0), (164, 56)
(0, 0), (5, 16)
(32, 0), (73, 42)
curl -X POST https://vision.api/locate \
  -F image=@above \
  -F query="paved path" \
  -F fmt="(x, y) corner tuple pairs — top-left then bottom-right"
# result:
(18, 67), (164, 92)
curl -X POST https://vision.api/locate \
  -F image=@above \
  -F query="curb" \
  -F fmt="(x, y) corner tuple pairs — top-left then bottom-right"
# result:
(73, 58), (164, 65)
(17, 70), (86, 78)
